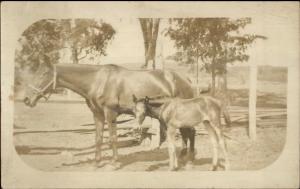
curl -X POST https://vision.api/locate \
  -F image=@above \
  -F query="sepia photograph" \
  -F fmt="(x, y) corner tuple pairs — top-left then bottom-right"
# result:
(1, 2), (299, 188)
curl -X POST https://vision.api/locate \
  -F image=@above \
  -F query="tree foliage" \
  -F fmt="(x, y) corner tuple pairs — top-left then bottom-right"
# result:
(167, 18), (266, 73)
(166, 18), (267, 95)
(62, 19), (116, 64)
(15, 19), (63, 71)
(15, 19), (116, 71)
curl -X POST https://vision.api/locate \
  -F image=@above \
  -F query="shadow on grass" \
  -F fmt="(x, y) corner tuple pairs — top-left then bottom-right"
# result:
(15, 140), (139, 156)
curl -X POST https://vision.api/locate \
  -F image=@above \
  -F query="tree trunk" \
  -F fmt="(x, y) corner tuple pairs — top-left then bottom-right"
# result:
(224, 71), (228, 92)
(196, 55), (200, 96)
(216, 65), (228, 92)
(211, 65), (216, 96)
(150, 19), (160, 69)
(68, 19), (79, 64)
(71, 46), (79, 64)
(139, 19), (149, 67)
(249, 62), (257, 140)
(138, 18), (161, 147)
(139, 18), (160, 69)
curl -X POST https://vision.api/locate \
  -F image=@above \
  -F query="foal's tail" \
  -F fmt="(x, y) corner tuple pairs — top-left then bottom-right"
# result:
(222, 106), (231, 128)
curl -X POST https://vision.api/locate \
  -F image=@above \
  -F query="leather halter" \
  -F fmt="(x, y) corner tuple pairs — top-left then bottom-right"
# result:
(27, 65), (57, 101)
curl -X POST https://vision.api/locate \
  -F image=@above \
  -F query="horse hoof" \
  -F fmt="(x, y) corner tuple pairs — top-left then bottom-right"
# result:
(179, 149), (188, 159)
(104, 164), (118, 171)
(224, 164), (230, 171)
(104, 161), (121, 171)
(104, 164), (115, 171)
(210, 165), (218, 171)
(184, 162), (194, 171)
(94, 161), (106, 169)
(112, 161), (121, 169)
(168, 167), (177, 171)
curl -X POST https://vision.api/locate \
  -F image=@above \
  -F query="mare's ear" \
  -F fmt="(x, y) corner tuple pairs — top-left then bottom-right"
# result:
(43, 54), (54, 70)
(132, 94), (137, 103)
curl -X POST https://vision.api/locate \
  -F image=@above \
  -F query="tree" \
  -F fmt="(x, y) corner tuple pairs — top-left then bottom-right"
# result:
(139, 18), (160, 69)
(15, 19), (116, 70)
(166, 18), (266, 96)
(15, 19), (63, 71)
(60, 19), (115, 64)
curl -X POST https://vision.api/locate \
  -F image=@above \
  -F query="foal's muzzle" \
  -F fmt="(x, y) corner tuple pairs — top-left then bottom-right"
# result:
(23, 97), (30, 106)
(23, 97), (37, 107)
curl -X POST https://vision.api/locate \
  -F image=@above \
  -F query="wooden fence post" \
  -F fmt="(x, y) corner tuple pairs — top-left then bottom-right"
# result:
(249, 62), (257, 140)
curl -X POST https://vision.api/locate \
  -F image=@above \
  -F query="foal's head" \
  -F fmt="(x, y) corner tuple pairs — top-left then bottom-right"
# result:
(132, 95), (150, 125)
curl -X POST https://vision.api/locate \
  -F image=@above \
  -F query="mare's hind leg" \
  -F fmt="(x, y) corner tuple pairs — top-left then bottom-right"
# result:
(188, 128), (196, 162)
(167, 127), (178, 171)
(179, 128), (189, 158)
(159, 121), (167, 147)
(179, 128), (196, 162)
(203, 121), (219, 171)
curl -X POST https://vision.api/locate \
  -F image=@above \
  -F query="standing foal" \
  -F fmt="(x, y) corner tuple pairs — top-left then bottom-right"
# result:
(133, 96), (230, 171)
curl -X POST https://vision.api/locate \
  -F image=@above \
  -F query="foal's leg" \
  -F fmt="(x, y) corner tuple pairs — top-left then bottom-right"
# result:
(213, 125), (230, 170)
(167, 127), (178, 171)
(203, 121), (219, 171)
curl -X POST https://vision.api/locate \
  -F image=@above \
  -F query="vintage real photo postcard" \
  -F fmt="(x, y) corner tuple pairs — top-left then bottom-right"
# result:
(1, 1), (299, 188)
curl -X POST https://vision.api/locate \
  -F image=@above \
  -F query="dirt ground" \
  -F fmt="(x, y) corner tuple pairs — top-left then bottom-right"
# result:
(13, 99), (286, 172)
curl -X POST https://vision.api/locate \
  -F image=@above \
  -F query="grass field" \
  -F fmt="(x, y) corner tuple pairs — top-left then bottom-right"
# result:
(13, 87), (287, 171)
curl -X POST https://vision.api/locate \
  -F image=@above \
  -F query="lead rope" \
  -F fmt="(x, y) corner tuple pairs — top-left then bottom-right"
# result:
(53, 64), (57, 90)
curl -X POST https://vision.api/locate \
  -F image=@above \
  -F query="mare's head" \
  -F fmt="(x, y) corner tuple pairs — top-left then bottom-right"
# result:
(132, 95), (150, 125)
(23, 55), (56, 107)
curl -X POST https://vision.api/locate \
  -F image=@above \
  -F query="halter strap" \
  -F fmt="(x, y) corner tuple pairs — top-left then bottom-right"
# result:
(27, 64), (57, 101)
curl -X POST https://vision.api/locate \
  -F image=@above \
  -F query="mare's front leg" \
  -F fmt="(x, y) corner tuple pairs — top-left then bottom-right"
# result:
(105, 109), (120, 169)
(94, 111), (105, 166)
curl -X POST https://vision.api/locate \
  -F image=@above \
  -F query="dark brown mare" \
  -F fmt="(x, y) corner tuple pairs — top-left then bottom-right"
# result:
(23, 56), (195, 169)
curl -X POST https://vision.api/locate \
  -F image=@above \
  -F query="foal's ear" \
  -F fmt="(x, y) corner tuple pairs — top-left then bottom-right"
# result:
(145, 96), (150, 104)
(132, 94), (137, 103)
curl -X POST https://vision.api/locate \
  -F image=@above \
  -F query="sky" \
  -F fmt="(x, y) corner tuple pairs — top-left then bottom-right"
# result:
(90, 15), (298, 67)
